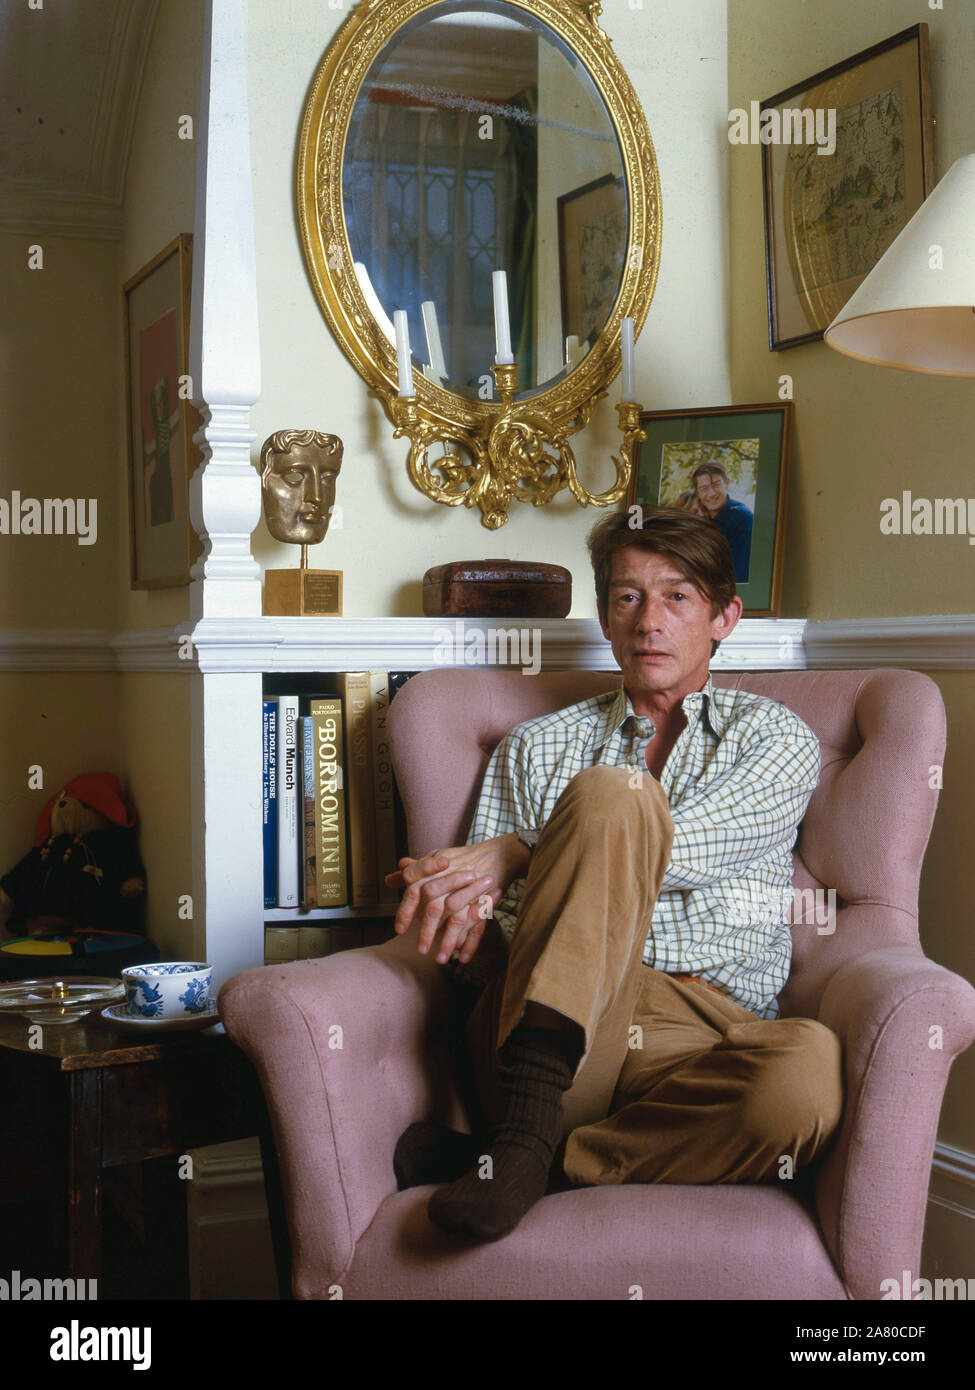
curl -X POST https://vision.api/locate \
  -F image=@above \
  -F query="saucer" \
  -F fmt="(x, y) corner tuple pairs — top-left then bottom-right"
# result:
(0, 977), (125, 1025)
(101, 999), (221, 1033)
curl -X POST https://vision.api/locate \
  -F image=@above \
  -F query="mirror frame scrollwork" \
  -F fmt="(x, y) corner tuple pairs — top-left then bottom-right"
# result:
(297, 0), (661, 528)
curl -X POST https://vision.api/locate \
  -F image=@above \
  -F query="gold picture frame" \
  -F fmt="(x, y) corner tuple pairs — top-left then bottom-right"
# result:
(762, 24), (934, 351)
(295, 0), (662, 528)
(122, 233), (201, 588)
(557, 173), (627, 350)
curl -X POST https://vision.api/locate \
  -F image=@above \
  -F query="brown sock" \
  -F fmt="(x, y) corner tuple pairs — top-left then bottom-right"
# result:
(427, 1024), (581, 1242)
(393, 1121), (482, 1191)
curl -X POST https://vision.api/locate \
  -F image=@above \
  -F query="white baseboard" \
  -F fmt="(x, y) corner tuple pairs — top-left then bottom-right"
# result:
(185, 1140), (278, 1300)
(923, 1143), (975, 1282)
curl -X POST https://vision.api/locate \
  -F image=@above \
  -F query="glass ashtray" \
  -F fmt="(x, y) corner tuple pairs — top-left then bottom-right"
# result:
(0, 977), (126, 1024)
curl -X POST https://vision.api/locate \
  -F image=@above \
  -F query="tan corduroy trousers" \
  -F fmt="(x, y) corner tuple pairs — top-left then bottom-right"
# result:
(464, 765), (844, 1186)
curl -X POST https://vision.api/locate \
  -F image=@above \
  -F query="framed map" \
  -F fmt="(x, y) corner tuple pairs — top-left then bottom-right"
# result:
(762, 25), (933, 351)
(557, 173), (626, 352)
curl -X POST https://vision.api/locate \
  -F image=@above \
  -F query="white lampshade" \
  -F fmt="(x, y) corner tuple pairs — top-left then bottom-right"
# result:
(825, 153), (975, 376)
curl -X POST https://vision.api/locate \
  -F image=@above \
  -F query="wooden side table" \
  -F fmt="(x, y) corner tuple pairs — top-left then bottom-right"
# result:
(0, 1009), (286, 1298)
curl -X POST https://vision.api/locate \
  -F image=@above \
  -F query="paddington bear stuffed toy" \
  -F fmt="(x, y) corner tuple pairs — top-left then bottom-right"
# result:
(1, 773), (147, 939)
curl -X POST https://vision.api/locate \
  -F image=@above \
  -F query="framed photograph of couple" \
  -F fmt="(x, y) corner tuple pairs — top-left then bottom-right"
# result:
(629, 402), (793, 617)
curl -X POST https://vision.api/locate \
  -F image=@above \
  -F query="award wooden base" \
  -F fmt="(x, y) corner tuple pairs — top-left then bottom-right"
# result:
(263, 568), (343, 616)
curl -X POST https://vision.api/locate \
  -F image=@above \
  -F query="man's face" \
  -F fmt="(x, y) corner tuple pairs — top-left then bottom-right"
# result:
(694, 469), (728, 518)
(263, 440), (340, 545)
(598, 546), (741, 703)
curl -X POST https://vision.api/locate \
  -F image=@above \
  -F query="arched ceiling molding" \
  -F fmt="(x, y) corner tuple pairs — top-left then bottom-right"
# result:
(0, 0), (159, 239)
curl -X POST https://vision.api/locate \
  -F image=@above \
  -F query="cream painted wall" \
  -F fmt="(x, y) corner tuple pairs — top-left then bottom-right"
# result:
(0, 227), (124, 901)
(117, 673), (193, 956)
(728, 3), (975, 1153)
(728, 1), (975, 620)
(0, 671), (193, 959)
(118, 0), (203, 632)
(246, 0), (730, 619)
(109, 0), (204, 957)
(0, 233), (121, 629)
(0, 675), (122, 926)
(0, 2), (204, 921)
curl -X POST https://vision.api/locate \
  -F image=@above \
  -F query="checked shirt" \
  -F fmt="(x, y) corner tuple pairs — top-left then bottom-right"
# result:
(465, 674), (821, 1019)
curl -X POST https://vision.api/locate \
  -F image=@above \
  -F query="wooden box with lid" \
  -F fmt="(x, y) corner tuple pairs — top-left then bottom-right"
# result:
(422, 559), (572, 618)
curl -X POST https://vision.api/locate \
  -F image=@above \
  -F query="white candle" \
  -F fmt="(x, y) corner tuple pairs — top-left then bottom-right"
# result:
(564, 335), (579, 369)
(421, 300), (448, 380)
(354, 261), (396, 345)
(492, 270), (514, 365)
(621, 317), (635, 401)
(394, 310), (414, 396)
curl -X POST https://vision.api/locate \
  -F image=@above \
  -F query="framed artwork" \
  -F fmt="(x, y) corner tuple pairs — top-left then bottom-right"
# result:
(557, 172), (626, 350)
(762, 24), (934, 351)
(629, 403), (793, 618)
(123, 233), (201, 588)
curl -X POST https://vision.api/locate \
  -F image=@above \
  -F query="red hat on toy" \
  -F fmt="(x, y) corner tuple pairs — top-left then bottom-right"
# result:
(34, 772), (137, 845)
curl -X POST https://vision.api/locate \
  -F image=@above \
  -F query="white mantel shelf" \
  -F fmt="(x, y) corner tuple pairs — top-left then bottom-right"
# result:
(5, 614), (975, 672)
(183, 615), (808, 673)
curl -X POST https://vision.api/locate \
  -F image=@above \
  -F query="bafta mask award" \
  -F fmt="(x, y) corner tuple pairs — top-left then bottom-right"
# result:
(260, 429), (343, 616)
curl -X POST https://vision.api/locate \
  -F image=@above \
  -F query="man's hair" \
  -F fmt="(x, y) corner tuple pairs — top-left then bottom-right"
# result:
(691, 460), (728, 483)
(586, 507), (737, 654)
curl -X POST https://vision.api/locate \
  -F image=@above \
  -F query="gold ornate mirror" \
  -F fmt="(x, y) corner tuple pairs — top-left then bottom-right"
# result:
(298, 0), (661, 528)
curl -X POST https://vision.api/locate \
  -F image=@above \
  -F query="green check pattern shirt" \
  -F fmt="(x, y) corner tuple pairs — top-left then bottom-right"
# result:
(465, 674), (821, 1019)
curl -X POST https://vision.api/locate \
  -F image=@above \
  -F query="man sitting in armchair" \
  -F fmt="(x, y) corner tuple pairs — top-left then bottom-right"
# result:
(386, 507), (844, 1243)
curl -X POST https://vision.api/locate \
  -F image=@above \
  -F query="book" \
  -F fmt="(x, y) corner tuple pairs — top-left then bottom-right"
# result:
(263, 923), (375, 966)
(336, 672), (378, 906)
(299, 924), (363, 958)
(264, 926), (299, 963)
(300, 715), (317, 908)
(262, 701), (278, 909)
(310, 697), (349, 905)
(322, 923), (364, 953)
(297, 927), (331, 959)
(276, 696), (300, 908)
(369, 672), (398, 904)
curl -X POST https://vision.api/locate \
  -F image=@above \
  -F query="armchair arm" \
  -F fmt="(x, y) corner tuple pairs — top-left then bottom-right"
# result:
(218, 935), (462, 1295)
(814, 945), (975, 1300)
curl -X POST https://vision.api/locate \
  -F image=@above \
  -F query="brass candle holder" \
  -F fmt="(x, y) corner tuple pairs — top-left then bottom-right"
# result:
(389, 362), (643, 531)
(615, 398), (647, 497)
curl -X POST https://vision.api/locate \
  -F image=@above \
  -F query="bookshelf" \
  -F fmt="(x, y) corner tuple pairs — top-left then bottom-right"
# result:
(263, 906), (396, 921)
(260, 669), (404, 964)
(187, 615), (806, 989)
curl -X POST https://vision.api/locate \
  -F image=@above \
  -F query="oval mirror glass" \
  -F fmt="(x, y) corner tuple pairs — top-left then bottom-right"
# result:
(343, 0), (629, 402)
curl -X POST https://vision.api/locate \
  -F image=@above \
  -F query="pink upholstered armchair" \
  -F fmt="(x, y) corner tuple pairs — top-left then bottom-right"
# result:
(219, 667), (975, 1299)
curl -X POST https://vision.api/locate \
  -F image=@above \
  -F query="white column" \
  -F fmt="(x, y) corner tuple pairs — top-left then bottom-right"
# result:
(188, 0), (263, 622)
(187, 0), (265, 986)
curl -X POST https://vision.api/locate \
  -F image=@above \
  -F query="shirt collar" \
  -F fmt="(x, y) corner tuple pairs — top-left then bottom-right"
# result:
(587, 672), (727, 748)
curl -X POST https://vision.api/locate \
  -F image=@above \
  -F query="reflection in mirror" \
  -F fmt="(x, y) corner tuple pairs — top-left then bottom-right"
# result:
(343, 1), (628, 401)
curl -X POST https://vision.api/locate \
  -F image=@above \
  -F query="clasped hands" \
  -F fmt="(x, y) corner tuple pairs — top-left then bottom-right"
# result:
(384, 833), (531, 965)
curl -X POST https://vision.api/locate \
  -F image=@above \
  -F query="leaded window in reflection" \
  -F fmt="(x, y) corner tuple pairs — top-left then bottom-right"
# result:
(345, 100), (535, 393)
